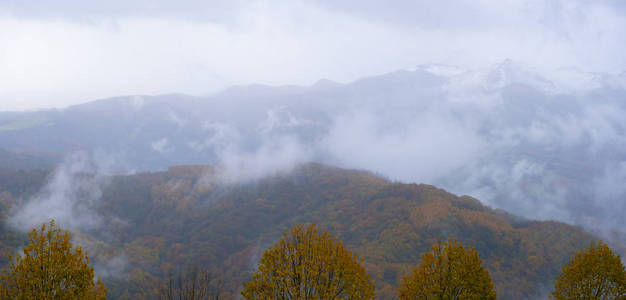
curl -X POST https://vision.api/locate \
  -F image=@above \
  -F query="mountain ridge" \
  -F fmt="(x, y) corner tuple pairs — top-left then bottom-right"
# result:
(1, 61), (625, 277)
(0, 162), (596, 299)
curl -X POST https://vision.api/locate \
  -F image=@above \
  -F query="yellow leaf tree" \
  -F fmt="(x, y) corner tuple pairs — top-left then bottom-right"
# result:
(0, 220), (107, 299)
(398, 236), (496, 300)
(241, 224), (375, 299)
(551, 241), (626, 299)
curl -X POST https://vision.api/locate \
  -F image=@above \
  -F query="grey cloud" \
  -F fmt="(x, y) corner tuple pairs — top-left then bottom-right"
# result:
(9, 151), (128, 232)
(194, 109), (316, 184)
(8, 150), (132, 277)
(313, 0), (510, 29)
(168, 111), (187, 128)
(94, 254), (129, 279)
(4, 0), (625, 28)
(0, 0), (247, 24)
(173, 62), (626, 244)
(314, 0), (626, 32)
(213, 63), (626, 244)
(3, 0), (626, 110)
(215, 135), (313, 184)
(151, 138), (170, 153)
(321, 110), (485, 183)
(9, 152), (107, 231)
(4, 59), (626, 249)
(444, 159), (571, 222)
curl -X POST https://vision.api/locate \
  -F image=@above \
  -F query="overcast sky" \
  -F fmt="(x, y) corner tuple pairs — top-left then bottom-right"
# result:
(1, 0), (626, 111)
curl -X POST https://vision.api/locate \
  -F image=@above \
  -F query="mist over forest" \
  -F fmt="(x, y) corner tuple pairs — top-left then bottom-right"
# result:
(3, 61), (626, 244)
(2, 1), (626, 299)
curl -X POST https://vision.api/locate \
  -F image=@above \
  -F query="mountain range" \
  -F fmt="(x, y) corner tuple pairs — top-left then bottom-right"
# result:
(0, 163), (596, 299)
(1, 61), (626, 298)
(1, 61), (626, 244)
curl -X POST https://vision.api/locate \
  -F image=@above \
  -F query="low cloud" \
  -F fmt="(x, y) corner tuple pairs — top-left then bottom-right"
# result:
(168, 111), (187, 128)
(182, 63), (626, 244)
(164, 63), (626, 244)
(216, 135), (313, 184)
(322, 109), (485, 183)
(10, 152), (106, 231)
(94, 254), (129, 279)
(9, 60), (626, 248)
(2, 0), (626, 110)
(9, 151), (125, 232)
(193, 111), (314, 184)
(8, 151), (131, 277)
(151, 138), (170, 153)
(444, 159), (571, 222)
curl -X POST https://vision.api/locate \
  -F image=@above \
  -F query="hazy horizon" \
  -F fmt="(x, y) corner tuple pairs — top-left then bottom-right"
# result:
(3, 0), (626, 110)
(2, 2), (626, 297)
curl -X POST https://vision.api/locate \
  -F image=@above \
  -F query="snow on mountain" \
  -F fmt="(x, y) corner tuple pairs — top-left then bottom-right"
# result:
(2, 60), (626, 247)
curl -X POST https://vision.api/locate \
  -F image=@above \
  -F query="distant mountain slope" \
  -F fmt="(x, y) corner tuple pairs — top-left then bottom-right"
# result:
(0, 148), (59, 171)
(0, 163), (595, 299)
(2, 63), (626, 242)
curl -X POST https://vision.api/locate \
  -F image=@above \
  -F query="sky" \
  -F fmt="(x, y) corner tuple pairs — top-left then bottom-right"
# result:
(1, 0), (626, 110)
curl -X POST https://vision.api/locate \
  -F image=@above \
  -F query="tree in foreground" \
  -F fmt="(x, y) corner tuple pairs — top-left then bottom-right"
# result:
(241, 224), (375, 299)
(0, 220), (106, 299)
(398, 236), (496, 300)
(551, 241), (626, 299)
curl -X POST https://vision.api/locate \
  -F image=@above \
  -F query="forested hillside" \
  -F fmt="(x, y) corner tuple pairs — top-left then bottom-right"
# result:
(2, 63), (626, 255)
(0, 163), (595, 299)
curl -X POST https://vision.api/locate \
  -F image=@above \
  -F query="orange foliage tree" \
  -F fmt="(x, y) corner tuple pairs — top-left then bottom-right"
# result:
(241, 224), (375, 299)
(398, 236), (496, 299)
(0, 220), (106, 299)
(551, 241), (626, 299)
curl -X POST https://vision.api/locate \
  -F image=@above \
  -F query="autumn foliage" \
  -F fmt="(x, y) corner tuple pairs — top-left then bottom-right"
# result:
(0, 163), (598, 298)
(551, 241), (626, 299)
(242, 224), (375, 299)
(398, 236), (496, 299)
(0, 220), (106, 299)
